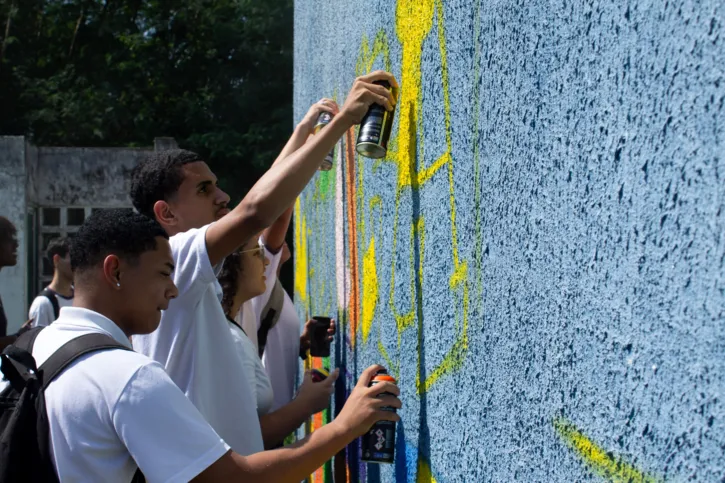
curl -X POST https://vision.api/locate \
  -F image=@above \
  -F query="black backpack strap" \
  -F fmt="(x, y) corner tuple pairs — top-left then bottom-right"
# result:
(37, 333), (132, 391)
(40, 289), (61, 320)
(12, 326), (45, 354)
(257, 279), (284, 358)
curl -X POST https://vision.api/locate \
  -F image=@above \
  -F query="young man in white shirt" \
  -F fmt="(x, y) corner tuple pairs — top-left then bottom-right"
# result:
(129, 71), (398, 455)
(28, 236), (74, 327)
(0, 209), (401, 482)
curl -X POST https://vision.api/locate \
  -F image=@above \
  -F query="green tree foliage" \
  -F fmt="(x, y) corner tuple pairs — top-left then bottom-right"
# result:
(0, 0), (293, 199)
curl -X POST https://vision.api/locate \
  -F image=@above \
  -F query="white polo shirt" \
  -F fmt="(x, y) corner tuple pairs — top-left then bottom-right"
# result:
(132, 224), (264, 456)
(251, 242), (302, 412)
(0, 307), (230, 482)
(230, 302), (274, 416)
(28, 289), (74, 327)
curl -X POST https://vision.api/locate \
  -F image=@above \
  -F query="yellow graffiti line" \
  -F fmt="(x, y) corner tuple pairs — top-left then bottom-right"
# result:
(294, 198), (308, 305)
(417, 457), (438, 483)
(361, 237), (378, 342)
(356, 30), (391, 77)
(554, 418), (661, 483)
(391, 0), (436, 190)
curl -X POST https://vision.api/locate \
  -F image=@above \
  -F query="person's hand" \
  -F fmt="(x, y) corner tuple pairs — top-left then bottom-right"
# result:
(298, 98), (340, 135)
(299, 318), (336, 358)
(295, 368), (339, 415)
(335, 365), (401, 438)
(339, 71), (399, 126)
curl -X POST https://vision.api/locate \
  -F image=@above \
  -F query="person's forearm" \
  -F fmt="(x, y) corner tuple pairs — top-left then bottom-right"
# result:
(245, 420), (350, 481)
(205, 115), (350, 265)
(271, 122), (313, 167)
(259, 397), (313, 449)
(244, 114), (348, 226)
(262, 205), (293, 253)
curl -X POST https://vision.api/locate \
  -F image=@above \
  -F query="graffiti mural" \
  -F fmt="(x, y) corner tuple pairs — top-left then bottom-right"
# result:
(294, 0), (725, 481)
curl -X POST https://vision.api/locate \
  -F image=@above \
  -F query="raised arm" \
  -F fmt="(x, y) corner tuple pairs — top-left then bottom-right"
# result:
(204, 71), (398, 267)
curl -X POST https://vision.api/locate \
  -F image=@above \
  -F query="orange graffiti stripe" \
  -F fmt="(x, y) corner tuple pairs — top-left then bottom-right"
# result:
(345, 127), (361, 345)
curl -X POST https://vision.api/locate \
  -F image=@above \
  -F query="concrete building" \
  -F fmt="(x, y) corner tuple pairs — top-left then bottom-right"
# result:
(0, 136), (177, 333)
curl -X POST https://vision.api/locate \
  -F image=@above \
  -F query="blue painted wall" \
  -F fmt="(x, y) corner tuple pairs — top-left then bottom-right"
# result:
(293, 1), (725, 481)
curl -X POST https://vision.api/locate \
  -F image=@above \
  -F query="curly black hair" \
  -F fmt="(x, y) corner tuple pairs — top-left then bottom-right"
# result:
(70, 209), (168, 274)
(219, 251), (243, 317)
(0, 216), (15, 241)
(46, 236), (71, 261)
(129, 149), (204, 219)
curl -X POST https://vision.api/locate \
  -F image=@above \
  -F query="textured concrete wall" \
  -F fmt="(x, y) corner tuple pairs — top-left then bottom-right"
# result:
(0, 137), (158, 332)
(293, 1), (724, 482)
(30, 147), (151, 207)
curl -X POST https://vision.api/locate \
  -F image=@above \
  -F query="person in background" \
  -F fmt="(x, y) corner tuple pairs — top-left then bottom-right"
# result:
(28, 236), (74, 327)
(128, 71), (397, 456)
(0, 208), (402, 482)
(219, 239), (337, 448)
(0, 216), (18, 349)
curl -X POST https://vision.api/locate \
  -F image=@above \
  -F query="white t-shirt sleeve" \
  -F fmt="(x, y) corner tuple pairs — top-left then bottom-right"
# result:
(250, 238), (284, 327)
(28, 296), (55, 328)
(112, 363), (230, 483)
(169, 224), (219, 300)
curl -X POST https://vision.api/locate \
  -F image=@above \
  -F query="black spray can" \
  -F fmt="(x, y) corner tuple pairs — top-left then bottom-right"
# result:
(356, 80), (398, 159)
(314, 112), (335, 171)
(361, 370), (397, 464)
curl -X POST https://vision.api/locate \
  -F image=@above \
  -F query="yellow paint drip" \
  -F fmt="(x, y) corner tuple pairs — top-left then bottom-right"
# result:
(554, 418), (661, 483)
(361, 237), (378, 342)
(293, 198), (308, 304)
(417, 456), (438, 483)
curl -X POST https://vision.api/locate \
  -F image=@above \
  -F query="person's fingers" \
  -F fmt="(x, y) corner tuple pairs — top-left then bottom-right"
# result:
(367, 381), (400, 397)
(324, 368), (340, 386)
(363, 82), (395, 108)
(359, 70), (399, 88)
(375, 409), (401, 422)
(374, 394), (402, 410)
(357, 364), (386, 388)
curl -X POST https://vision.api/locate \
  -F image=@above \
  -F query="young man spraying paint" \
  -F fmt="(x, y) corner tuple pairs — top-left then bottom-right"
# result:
(129, 71), (398, 455)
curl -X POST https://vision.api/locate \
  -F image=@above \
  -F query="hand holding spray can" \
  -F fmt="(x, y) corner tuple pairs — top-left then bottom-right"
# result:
(356, 80), (399, 159)
(314, 112), (335, 171)
(361, 369), (398, 464)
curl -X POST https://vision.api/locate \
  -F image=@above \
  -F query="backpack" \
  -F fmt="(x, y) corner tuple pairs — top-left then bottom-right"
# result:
(39, 289), (60, 321)
(0, 327), (133, 482)
(256, 279), (285, 358)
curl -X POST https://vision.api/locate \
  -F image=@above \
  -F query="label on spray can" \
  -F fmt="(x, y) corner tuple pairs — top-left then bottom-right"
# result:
(356, 80), (397, 159)
(361, 370), (397, 464)
(314, 112), (335, 171)
(357, 105), (386, 144)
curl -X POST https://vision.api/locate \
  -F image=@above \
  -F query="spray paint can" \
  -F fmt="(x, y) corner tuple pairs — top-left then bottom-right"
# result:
(314, 112), (335, 171)
(361, 370), (397, 464)
(356, 80), (398, 159)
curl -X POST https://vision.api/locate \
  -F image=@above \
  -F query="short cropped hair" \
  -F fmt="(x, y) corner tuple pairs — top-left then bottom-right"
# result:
(70, 209), (168, 273)
(129, 149), (204, 218)
(46, 236), (71, 261)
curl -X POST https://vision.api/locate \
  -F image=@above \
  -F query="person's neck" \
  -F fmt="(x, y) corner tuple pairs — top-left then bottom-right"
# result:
(228, 290), (252, 321)
(48, 272), (73, 297)
(73, 292), (133, 337)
